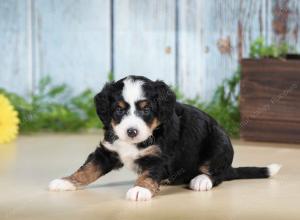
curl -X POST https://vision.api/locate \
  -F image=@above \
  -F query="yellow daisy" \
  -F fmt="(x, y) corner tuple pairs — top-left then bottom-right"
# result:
(0, 94), (20, 144)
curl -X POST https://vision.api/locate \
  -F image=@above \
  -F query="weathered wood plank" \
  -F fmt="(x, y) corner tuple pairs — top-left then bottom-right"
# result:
(32, 0), (111, 94)
(113, 0), (176, 84)
(177, 0), (205, 99)
(178, 0), (269, 100)
(0, 0), (30, 95)
(266, 0), (300, 50)
(2, 0), (300, 101)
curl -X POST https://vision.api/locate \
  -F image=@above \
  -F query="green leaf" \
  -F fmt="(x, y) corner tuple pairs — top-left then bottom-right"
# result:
(47, 84), (67, 97)
(108, 72), (114, 82)
(38, 76), (52, 93)
(249, 37), (296, 58)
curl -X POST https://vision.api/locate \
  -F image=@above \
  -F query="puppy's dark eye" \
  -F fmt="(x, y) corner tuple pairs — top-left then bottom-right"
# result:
(116, 107), (125, 115)
(142, 107), (151, 115)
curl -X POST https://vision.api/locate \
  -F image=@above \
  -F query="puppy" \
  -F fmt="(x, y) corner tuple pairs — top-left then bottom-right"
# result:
(49, 75), (281, 201)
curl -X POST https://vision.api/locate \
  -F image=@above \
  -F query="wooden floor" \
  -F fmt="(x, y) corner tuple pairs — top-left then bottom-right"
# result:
(0, 134), (300, 220)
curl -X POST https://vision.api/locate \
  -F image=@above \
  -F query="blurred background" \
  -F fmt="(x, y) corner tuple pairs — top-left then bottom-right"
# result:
(0, 0), (299, 141)
(1, 2), (300, 219)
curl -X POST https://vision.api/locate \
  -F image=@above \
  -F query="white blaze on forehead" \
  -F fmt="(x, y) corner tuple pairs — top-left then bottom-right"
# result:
(114, 77), (150, 143)
(122, 78), (145, 109)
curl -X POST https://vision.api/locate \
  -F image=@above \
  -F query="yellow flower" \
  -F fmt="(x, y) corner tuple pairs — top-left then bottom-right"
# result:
(0, 94), (20, 144)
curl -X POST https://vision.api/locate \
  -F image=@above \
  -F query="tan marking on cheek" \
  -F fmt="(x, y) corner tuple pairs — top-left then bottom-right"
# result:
(135, 171), (160, 195)
(139, 145), (161, 157)
(63, 162), (102, 187)
(199, 162), (210, 175)
(111, 119), (116, 128)
(150, 117), (160, 130)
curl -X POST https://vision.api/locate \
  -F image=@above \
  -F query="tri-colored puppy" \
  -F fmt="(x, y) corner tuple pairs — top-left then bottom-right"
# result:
(49, 75), (281, 201)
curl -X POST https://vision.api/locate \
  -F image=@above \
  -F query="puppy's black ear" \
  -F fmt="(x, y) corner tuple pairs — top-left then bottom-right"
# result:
(154, 80), (176, 122)
(94, 83), (113, 127)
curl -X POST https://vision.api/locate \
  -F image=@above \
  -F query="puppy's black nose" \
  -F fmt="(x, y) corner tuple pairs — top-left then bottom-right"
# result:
(127, 128), (138, 138)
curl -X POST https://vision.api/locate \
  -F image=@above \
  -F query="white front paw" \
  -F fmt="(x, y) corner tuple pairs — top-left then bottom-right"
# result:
(126, 186), (152, 201)
(189, 174), (213, 191)
(48, 179), (76, 191)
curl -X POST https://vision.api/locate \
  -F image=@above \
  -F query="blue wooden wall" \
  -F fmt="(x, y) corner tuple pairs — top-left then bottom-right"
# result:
(1, 0), (300, 100)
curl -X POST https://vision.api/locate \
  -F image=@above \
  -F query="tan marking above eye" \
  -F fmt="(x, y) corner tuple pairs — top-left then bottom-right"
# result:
(117, 100), (126, 109)
(138, 100), (149, 109)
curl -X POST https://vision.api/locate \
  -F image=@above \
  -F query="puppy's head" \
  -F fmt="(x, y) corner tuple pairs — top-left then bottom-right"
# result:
(94, 76), (175, 143)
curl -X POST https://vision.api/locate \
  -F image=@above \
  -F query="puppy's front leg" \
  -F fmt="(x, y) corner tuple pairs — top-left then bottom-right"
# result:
(126, 156), (163, 201)
(49, 144), (122, 191)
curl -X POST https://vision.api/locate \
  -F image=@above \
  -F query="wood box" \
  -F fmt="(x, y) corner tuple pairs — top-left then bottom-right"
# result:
(240, 58), (300, 143)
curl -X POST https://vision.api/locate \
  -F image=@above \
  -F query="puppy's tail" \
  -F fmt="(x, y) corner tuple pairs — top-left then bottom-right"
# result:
(224, 164), (281, 180)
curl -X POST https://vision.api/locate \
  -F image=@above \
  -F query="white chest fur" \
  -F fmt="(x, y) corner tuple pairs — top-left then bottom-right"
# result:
(102, 140), (140, 171)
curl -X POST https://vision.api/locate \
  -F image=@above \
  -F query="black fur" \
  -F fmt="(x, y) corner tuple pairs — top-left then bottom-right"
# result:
(84, 144), (123, 175)
(91, 75), (271, 188)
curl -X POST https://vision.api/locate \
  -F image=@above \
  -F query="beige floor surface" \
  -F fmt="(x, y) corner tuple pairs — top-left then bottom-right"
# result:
(0, 134), (299, 220)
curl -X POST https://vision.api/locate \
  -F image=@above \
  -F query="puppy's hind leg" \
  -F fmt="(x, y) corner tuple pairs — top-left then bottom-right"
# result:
(190, 125), (234, 191)
(49, 144), (123, 191)
(189, 169), (226, 191)
(189, 174), (213, 191)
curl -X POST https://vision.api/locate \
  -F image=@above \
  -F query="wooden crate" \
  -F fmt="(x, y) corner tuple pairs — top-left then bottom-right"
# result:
(240, 58), (300, 143)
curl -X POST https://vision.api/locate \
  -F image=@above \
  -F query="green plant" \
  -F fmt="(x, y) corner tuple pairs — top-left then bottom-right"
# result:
(205, 69), (240, 137)
(0, 77), (102, 133)
(249, 37), (294, 58)
(108, 71), (114, 82)
(1, 71), (240, 137)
